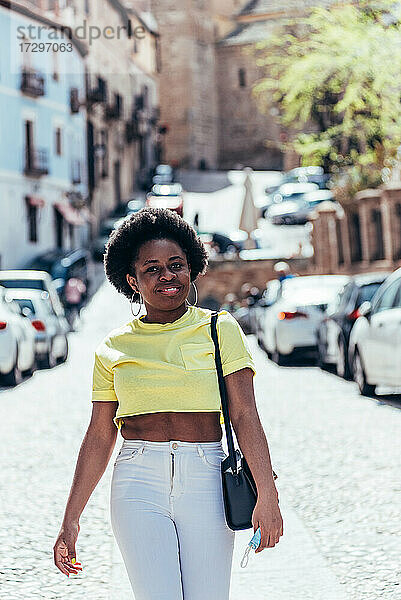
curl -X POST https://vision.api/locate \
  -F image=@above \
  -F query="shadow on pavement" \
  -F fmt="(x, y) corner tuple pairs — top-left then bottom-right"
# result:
(374, 394), (401, 409)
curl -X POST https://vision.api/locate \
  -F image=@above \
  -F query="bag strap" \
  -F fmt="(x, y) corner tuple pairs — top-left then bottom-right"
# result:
(210, 311), (238, 474)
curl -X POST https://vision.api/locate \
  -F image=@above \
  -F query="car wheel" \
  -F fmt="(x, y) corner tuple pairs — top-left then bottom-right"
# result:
(272, 339), (288, 366)
(1, 349), (23, 386)
(22, 355), (37, 377)
(353, 349), (375, 397)
(58, 337), (69, 364)
(40, 342), (57, 370)
(316, 339), (328, 370)
(337, 336), (352, 380)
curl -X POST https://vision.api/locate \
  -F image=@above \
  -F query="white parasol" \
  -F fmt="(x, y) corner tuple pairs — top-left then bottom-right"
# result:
(239, 167), (258, 249)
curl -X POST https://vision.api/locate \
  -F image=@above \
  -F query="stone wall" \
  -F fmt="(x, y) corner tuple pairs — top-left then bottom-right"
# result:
(310, 186), (401, 276)
(196, 256), (310, 304)
(216, 42), (284, 170)
(150, 0), (218, 169)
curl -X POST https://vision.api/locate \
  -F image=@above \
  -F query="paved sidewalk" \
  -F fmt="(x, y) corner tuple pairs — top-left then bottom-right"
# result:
(1, 279), (399, 599)
(108, 493), (348, 600)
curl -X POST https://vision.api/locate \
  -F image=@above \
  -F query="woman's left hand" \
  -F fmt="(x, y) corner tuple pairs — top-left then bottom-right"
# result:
(252, 493), (283, 553)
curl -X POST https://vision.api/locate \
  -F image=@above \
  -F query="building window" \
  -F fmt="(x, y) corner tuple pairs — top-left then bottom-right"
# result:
(26, 198), (38, 243)
(371, 209), (384, 261)
(238, 68), (246, 88)
(395, 204), (401, 259)
(55, 127), (62, 155)
(100, 129), (108, 177)
(52, 51), (59, 81)
(336, 219), (344, 265)
(155, 37), (162, 73)
(349, 213), (362, 263)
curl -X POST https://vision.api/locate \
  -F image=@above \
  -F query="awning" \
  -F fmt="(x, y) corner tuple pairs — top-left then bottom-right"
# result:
(54, 201), (86, 226)
(79, 206), (97, 224)
(25, 195), (45, 208)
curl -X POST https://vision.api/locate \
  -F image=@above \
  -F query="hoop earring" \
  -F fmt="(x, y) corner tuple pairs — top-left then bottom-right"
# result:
(130, 291), (143, 317)
(185, 281), (198, 307)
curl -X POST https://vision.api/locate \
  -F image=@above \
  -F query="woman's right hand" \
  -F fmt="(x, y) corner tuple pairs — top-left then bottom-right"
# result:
(53, 521), (82, 577)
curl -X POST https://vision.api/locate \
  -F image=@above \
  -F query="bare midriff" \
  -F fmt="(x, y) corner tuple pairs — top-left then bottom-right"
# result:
(120, 411), (223, 442)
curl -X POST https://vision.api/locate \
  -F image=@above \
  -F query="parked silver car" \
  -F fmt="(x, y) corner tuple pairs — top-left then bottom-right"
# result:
(0, 287), (36, 385)
(4, 288), (69, 369)
(0, 270), (65, 318)
(349, 267), (401, 396)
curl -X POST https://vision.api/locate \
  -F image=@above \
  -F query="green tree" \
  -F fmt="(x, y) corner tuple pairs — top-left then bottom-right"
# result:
(252, 1), (401, 196)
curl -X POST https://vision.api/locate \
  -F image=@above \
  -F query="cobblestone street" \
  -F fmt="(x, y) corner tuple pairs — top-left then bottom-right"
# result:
(1, 278), (400, 599)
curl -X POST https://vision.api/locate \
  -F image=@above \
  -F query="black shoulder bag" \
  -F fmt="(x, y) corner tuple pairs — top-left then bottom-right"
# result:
(210, 311), (278, 531)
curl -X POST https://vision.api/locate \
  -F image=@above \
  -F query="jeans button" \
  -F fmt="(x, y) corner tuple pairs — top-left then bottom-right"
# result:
(172, 442), (178, 449)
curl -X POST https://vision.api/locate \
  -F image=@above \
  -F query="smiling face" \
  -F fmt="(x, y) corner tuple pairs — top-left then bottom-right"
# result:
(126, 238), (191, 323)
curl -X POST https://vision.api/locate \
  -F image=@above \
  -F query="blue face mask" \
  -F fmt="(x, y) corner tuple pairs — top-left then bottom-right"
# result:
(240, 527), (261, 568)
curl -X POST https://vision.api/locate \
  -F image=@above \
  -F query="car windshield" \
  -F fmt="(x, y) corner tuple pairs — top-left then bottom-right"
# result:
(0, 279), (45, 290)
(357, 282), (383, 305)
(12, 298), (35, 314)
(51, 264), (68, 279)
(281, 277), (349, 305)
(28, 258), (67, 279)
(156, 165), (172, 175)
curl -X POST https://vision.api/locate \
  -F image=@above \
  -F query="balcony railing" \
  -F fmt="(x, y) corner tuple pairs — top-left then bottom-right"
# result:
(105, 94), (123, 120)
(71, 159), (82, 184)
(86, 76), (107, 105)
(125, 114), (139, 143)
(20, 69), (45, 97)
(24, 148), (49, 177)
(70, 87), (81, 113)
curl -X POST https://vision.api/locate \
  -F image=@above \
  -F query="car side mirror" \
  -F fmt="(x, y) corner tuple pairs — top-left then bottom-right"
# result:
(358, 301), (372, 318)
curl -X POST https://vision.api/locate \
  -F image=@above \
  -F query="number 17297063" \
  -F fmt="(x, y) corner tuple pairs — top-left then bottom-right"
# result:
(19, 42), (73, 52)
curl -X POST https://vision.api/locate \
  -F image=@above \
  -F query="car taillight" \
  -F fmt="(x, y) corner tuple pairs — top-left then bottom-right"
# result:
(347, 309), (360, 321)
(31, 320), (46, 331)
(0, 321), (7, 330)
(278, 311), (308, 320)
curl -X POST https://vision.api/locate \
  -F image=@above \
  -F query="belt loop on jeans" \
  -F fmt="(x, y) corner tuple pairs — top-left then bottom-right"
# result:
(196, 445), (205, 458)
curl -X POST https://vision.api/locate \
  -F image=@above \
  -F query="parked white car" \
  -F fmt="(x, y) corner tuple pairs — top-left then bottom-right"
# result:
(349, 267), (401, 396)
(254, 279), (281, 348)
(261, 275), (350, 365)
(0, 287), (36, 385)
(4, 288), (69, 369)
(0, 270), (65, 318)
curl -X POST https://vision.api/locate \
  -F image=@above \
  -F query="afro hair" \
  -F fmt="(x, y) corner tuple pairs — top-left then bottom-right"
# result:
(104, 207), (209, 301)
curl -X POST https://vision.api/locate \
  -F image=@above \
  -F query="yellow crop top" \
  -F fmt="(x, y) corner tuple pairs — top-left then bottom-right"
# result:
(91, 305), (256, 430)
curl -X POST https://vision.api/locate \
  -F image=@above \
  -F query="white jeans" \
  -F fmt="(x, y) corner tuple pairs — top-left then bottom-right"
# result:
(110, 439), (235, 600)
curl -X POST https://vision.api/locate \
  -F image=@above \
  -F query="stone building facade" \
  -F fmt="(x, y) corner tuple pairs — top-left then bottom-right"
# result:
(150, 0), (220, 169)
(1, 0), (160, 254)
(62, 0), (160, 234)
(310, 187), (401, 276)
(152, 0), (339, 171)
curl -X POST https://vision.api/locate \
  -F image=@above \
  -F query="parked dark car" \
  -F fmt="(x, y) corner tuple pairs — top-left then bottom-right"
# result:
(108, 196), (145, 219)
(145, 183), (184, 217)
(317, 272), (390, 378)
(267, 190), (336, 225)
(26, 248), (91, 305)
(199, 231), (260, 256)
(265, 166), (330, 196)
(260, 182), (319, 218)
(152, 164), (175, 186)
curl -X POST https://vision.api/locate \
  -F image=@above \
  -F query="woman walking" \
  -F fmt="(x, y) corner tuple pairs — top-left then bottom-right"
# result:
(53, 208), (283, 599)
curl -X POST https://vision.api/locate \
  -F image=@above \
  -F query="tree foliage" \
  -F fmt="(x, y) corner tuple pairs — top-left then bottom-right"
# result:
(252, 1), (401, 195)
